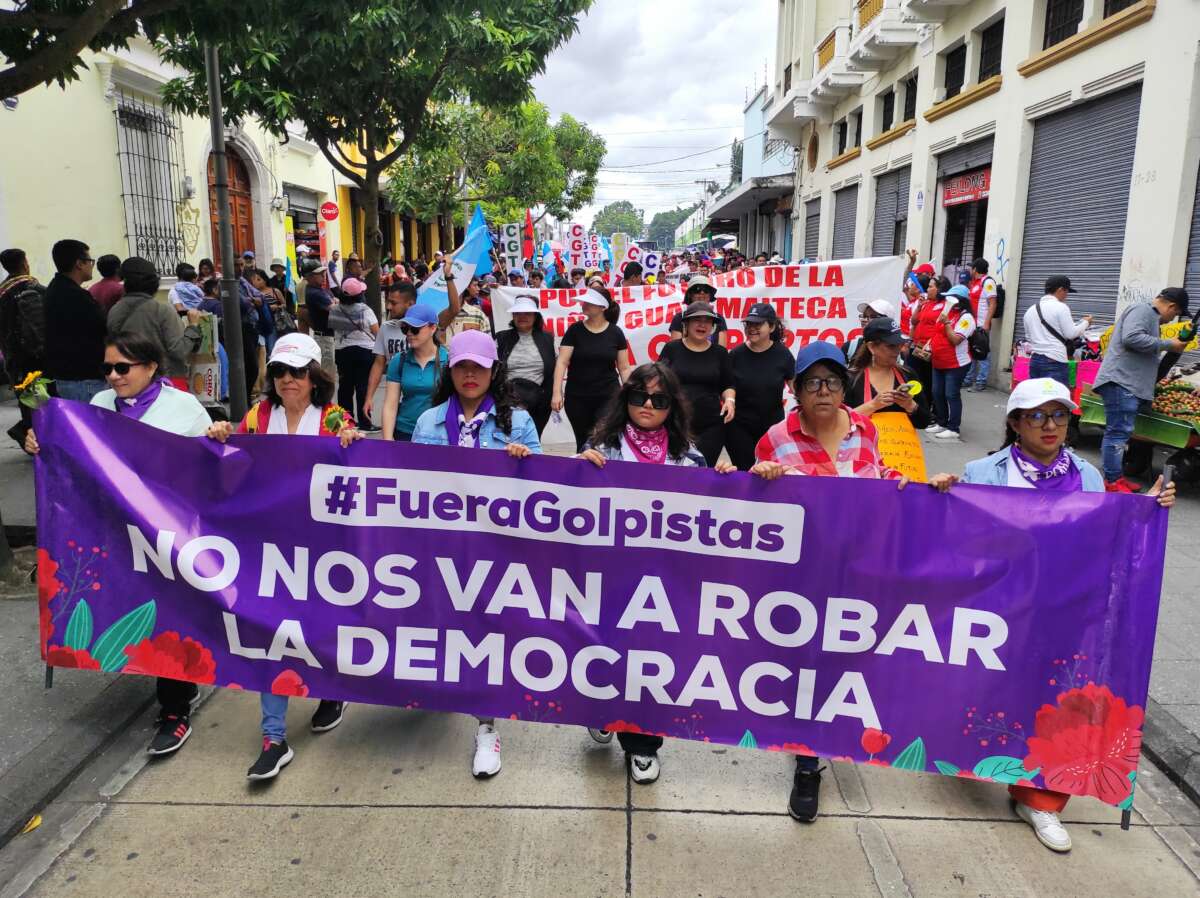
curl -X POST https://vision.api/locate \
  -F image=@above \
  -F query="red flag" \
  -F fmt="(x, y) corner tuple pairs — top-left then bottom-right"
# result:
(522, 209), (535, 261)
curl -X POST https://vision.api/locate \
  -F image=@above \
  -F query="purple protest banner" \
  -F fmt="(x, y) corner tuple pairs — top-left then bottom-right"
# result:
(35, 400), (1166, 806)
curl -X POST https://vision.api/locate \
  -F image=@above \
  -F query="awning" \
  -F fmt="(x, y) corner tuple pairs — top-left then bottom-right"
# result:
(703, 174), (795, 225)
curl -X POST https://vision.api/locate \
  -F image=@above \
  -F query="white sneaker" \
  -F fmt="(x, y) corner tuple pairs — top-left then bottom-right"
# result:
(472, 723), (501, 778)
(925, 423), (944, 434)
(934, 429), (961, 441)
(629, 753), (660, 784)
(1014, 801), (1072, 852)
(588, 728), (614, 744)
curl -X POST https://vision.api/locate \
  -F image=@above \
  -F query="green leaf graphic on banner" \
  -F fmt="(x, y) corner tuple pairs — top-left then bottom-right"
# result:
(63, 600), (93, 651)
(891, 737), (927, 771)
(90, 601), (156, 672)
(934, 760), (961, 777)
(1118, 771), (1137, 811)
(972, 755), (1039, 784)
(738, 729), (757, 749)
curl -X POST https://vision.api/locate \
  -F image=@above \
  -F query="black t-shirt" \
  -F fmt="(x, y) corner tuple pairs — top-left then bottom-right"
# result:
(729, 341), (794, 429)
(561, 321), (627, 397)
(658, 339), (734, 430)
(670, 311), (728, 342)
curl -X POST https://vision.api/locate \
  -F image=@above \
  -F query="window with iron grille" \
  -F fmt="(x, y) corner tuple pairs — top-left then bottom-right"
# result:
(836, 120), (848, 155)
(943, 44), (966, 99)
(902, 74), (918, 121)
(114, 90), (186, 276)
(783, 64), (792, 93)
(880, 89), (895, 134)
(978, 18), (1004, 80)
(1044, 0), (1083, 49)
(1103, 0), (1137, 14)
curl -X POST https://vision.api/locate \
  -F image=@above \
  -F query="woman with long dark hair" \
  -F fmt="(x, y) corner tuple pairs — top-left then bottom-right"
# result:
(496, 294), (555, 434)
(578, 362), (734, 784)
(412, 330), (540, 779)
(725, 303), (794, 470)
(552, 287), (630, 451)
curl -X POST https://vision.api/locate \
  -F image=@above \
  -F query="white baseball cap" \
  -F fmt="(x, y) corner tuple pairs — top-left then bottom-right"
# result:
(1007, 377), (1078, 414)
(509, 295), (539, 314)
(857, 299), (897, 318)
(269, 333), (321, 369)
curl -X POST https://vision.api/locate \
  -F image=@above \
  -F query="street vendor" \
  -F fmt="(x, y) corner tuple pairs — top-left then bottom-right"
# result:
(1093, 287), (1190, 493)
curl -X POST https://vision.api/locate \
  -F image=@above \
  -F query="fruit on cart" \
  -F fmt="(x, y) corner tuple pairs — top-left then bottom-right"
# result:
(1152, 379), (1200, 424)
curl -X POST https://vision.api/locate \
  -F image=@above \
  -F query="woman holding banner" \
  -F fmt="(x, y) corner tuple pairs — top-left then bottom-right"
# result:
(725, 303), (794, 470)
(847, 317), (931, 430)
(552, 287), (631, 452)
(928, 377), (1175, 852)
(496, 295), (556, 435)
(206, 332), (363, 781)
(578, 362), (736, 783)
(413, 330), (541, 778)
(658, 301), (735, 466)
(751, 341), (907, 823)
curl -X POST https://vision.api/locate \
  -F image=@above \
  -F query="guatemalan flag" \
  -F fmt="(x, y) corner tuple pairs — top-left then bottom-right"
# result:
(417, 204), (494, 315)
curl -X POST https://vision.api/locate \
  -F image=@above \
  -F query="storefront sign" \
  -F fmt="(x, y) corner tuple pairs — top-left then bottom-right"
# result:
(942, 168), (991, 207)
(319, 201), (339, 221)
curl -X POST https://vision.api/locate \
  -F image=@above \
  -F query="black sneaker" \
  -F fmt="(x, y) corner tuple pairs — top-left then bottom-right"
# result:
(310, 700), (346, 732)
(788, 765), (825, 822)
(247, 738), (293, 780)
(147, 715), (191, 756)
(357, 422), (381, 433)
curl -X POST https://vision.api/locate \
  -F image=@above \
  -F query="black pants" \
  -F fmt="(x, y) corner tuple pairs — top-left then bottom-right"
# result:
(693, 420), (725, 467)
(725, 417), (774, 471)
(157, 677), (198, 718)
(336, 345), (374, 424)
(618, 731), (663, 756)
(510, 378), (551, 436)
(240, 321), (259, 405)
(565, 391), (615, 452)
(907, 353), (934, 407)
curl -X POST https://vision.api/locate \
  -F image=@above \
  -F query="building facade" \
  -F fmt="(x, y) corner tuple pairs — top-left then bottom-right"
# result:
(764, 0), (1199, 380)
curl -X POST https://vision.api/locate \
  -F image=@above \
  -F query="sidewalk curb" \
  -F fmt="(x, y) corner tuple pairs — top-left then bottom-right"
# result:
(1142, 697), (1200, 807)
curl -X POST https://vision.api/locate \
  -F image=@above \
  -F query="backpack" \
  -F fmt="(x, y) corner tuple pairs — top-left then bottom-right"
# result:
(968, 327), (990, 361)
(14, 282), (46, 369)
(991, 280), (1006, 317)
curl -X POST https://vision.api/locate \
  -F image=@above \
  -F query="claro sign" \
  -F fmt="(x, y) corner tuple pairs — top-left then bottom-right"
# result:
(942, 167), (991, 206)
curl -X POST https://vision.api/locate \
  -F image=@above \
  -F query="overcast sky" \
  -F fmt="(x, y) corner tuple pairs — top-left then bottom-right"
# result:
(532, 0), (777, 230)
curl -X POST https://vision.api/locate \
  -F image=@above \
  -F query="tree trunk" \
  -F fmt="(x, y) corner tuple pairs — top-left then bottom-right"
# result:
(439, 211), (455, 253)
(360, 170), (383, 319)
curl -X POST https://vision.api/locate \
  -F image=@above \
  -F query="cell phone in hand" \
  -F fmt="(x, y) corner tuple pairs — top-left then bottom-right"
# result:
(895, 382), (915, 393)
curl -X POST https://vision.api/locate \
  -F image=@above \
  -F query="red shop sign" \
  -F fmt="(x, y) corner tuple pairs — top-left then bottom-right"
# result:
(942, 168), (990, 206)
(320, 201), (340, 221)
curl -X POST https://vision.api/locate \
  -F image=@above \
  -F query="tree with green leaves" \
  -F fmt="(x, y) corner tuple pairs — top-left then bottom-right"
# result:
(159, 0), (591, 312)
(592, 200), (644, 239)
(646, 204), (699, 248)
(729, 138), (743, 185)
(386, 101), (604, 248)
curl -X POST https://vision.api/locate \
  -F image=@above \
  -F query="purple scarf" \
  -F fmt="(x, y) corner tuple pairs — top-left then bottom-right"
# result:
(445, 394), (496, 448)
(1010, 444), (1083, 492)
(115, 378), (172, 422)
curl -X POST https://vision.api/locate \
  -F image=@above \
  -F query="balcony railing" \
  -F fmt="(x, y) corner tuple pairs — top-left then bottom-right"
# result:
(817, 29), (837, 71)
(857, 0), (885, 30)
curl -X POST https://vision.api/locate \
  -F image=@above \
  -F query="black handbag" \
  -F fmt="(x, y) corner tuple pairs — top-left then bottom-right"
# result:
(1034, 301), (1081, 356)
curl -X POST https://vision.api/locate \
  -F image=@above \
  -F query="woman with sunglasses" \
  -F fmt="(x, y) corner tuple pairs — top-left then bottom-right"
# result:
(658, 301), (735, 466)
(26, 332), (213, 758)
(206, 332), (362, 781)
(552, 286), (631, 452)
(725, 303), (795, 470)
(412, 330), (540, 778)
(381, 303), (448, 443)
(928, 377), (1175, 853)
(578, 362), (735, 784)
(496, 295), (556, 435)
(668, 275), (728, 347)
(751, 341), (907, 825)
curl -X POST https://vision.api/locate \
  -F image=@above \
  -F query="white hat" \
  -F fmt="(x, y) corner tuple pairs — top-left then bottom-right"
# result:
(579, 288), (609, 308)
(857, 299), (897, 318)
(295, 245), (310, 254)
(509, 295), (539, 314)
(1007, 377), (1078, 414)
(269, 333), (321, 369)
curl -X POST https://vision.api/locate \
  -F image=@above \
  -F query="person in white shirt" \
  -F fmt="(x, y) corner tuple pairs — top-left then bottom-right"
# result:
(1022, 275), (1092, 388)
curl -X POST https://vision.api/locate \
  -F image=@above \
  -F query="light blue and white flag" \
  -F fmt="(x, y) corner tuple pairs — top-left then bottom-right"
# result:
(417, 204), (494, 314)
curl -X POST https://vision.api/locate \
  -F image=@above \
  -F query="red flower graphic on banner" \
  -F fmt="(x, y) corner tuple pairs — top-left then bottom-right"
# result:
(766, 743), (816, 756)
(861, 728), (891, 756)
(1023, 683), (1143, 805)
(271, 670), (309, 697)
(603, 720), (646, 734)
(37, 548), (63, 605)
(45, 645), (101, 669)
(39, 604), (53, 654)
(123, 632), (217, 683)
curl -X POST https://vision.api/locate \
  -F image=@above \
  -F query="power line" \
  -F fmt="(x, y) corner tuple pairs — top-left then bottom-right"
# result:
(600, 125), (741, 135)
(598, 163), (730, 173)
(603, 142), (734, 168)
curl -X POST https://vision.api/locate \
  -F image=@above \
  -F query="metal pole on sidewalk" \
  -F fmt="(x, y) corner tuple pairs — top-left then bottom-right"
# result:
(205, 42), (248, 422)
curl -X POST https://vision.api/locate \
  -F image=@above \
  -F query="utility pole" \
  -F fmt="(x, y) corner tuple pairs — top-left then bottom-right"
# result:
(205, 43), (248, 422)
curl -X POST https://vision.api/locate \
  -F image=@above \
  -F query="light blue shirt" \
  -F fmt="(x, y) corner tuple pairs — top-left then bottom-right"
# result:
(962, 446), (1104, 492)
(412, 401), (542, 453)
(89, 384), (211, 437)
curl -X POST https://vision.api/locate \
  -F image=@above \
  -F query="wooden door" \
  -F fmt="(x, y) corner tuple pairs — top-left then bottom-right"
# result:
(207, 149), (255, 269)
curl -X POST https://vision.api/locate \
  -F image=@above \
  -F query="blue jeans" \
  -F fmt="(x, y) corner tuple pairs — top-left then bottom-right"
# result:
(1097, 382), (1142, 482)
(1029, 354), (1070, 388)
(55, 379), (106, 402)
(968, 357), (991, 387)
(261, 693), (288, 741)
(932, 365), (970, 432)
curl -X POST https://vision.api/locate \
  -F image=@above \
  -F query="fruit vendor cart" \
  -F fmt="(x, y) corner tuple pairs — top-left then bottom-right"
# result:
(1079, 381), (1200, 482)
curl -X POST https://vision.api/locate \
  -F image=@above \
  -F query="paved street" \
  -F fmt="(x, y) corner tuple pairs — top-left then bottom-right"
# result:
(2, 390), (1200, 897)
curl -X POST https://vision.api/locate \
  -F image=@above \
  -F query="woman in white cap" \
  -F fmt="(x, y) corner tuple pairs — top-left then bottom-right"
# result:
(928, 376), (1174, 854)
(496, 294), (556, 434)
(327, 276), (380, 431)
(928, 284), (976, 442)
(658, 301), (735, 466)
(841, 299), (896, 362)
(206, 332), (363, 781)
(412, 330), (540, 778)
(551, 286), (630, 452)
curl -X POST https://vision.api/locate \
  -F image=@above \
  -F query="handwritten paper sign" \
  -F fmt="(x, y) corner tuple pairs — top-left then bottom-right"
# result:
(873, 411), (927, 482)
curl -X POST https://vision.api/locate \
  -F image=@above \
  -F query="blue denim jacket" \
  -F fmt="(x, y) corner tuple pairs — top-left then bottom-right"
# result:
(411, 400), (542, 453)
(962, 446), (1104, 492)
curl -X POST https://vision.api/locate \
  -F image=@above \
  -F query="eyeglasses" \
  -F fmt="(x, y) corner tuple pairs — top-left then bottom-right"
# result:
(81, 256), (95, 264)
(267, 362), (310, 380)
(101, 361), (146, 376)
(627, 389), (671, 410)
(1019, 409), (1071, 427)
(799, 376), (845, 394)
(400, 323), (430, 335)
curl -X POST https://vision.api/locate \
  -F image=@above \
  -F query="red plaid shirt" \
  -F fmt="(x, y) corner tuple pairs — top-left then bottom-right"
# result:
(754, 406), (901, 479)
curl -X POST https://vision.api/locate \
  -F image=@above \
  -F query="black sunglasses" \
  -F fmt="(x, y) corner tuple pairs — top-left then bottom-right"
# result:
(400, 323), (431, 335)
(627, 389), (671, 410)
(102, 361), (147, 376)
(267, 362), (310, 380)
